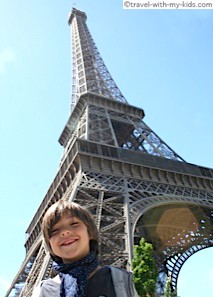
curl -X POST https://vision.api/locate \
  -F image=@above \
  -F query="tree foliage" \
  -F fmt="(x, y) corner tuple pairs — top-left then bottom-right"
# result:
(132, 238), (158, 297)
(163, 275), (179, 297)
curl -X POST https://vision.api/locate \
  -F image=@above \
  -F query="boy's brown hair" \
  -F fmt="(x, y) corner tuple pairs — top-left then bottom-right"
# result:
(42, 199), (99, 261)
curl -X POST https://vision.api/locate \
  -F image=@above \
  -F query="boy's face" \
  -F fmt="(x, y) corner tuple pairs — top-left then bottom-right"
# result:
(49, 213), (91, 263)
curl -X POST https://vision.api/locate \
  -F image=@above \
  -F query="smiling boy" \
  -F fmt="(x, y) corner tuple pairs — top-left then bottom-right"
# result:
(32, 199), (138, 297)
(49, 214), (91, 263)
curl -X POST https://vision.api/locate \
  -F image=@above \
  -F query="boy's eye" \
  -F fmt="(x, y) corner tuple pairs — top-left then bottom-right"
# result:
(50, 228), (59, 236)
(71, 222), (79, 227)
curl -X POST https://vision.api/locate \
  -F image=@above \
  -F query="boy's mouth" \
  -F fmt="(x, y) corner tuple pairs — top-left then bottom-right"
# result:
(60, 239), (77, 246)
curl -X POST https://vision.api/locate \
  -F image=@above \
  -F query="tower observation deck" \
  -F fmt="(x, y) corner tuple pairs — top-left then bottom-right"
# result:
(5, 7), (213, 297)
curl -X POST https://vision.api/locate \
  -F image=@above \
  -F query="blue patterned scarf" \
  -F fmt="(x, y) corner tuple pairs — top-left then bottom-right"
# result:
(53, 252), (99, 297)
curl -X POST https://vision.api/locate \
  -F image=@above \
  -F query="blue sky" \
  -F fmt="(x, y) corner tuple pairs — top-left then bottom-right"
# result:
(0, 1), (212, 296)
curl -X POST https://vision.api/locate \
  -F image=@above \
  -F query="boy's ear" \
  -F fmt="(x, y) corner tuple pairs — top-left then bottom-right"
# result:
(88, 230), (93, 240)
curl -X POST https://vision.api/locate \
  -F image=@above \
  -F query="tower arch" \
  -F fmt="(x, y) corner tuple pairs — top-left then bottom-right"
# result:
(132, 196), (213, 290)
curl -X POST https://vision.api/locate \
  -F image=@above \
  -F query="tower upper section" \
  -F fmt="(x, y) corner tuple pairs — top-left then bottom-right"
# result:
(68, 8), (127, 111)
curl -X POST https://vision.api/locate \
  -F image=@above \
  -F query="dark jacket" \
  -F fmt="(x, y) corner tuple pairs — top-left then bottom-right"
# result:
(31, 266), (139, 297)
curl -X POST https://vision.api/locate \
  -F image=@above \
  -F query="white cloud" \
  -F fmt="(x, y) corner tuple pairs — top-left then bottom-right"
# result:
(0, 48), (15, 74)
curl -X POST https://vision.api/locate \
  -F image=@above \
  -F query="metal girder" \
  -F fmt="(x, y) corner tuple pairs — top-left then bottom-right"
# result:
(69, 8), (127, 111)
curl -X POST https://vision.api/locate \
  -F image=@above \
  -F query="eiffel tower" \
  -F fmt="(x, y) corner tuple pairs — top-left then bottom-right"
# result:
(6, 7), (213, 297)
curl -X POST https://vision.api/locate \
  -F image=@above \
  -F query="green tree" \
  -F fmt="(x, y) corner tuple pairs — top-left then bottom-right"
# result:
(132, 238), (158, 297)
(163, 275), (179, 297)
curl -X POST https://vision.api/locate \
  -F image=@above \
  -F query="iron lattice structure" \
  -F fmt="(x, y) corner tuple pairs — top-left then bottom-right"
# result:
(6, 8), (213, 297)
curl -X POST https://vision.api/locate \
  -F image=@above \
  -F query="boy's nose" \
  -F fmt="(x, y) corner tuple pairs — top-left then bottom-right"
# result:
(61, 229), (71, 236)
